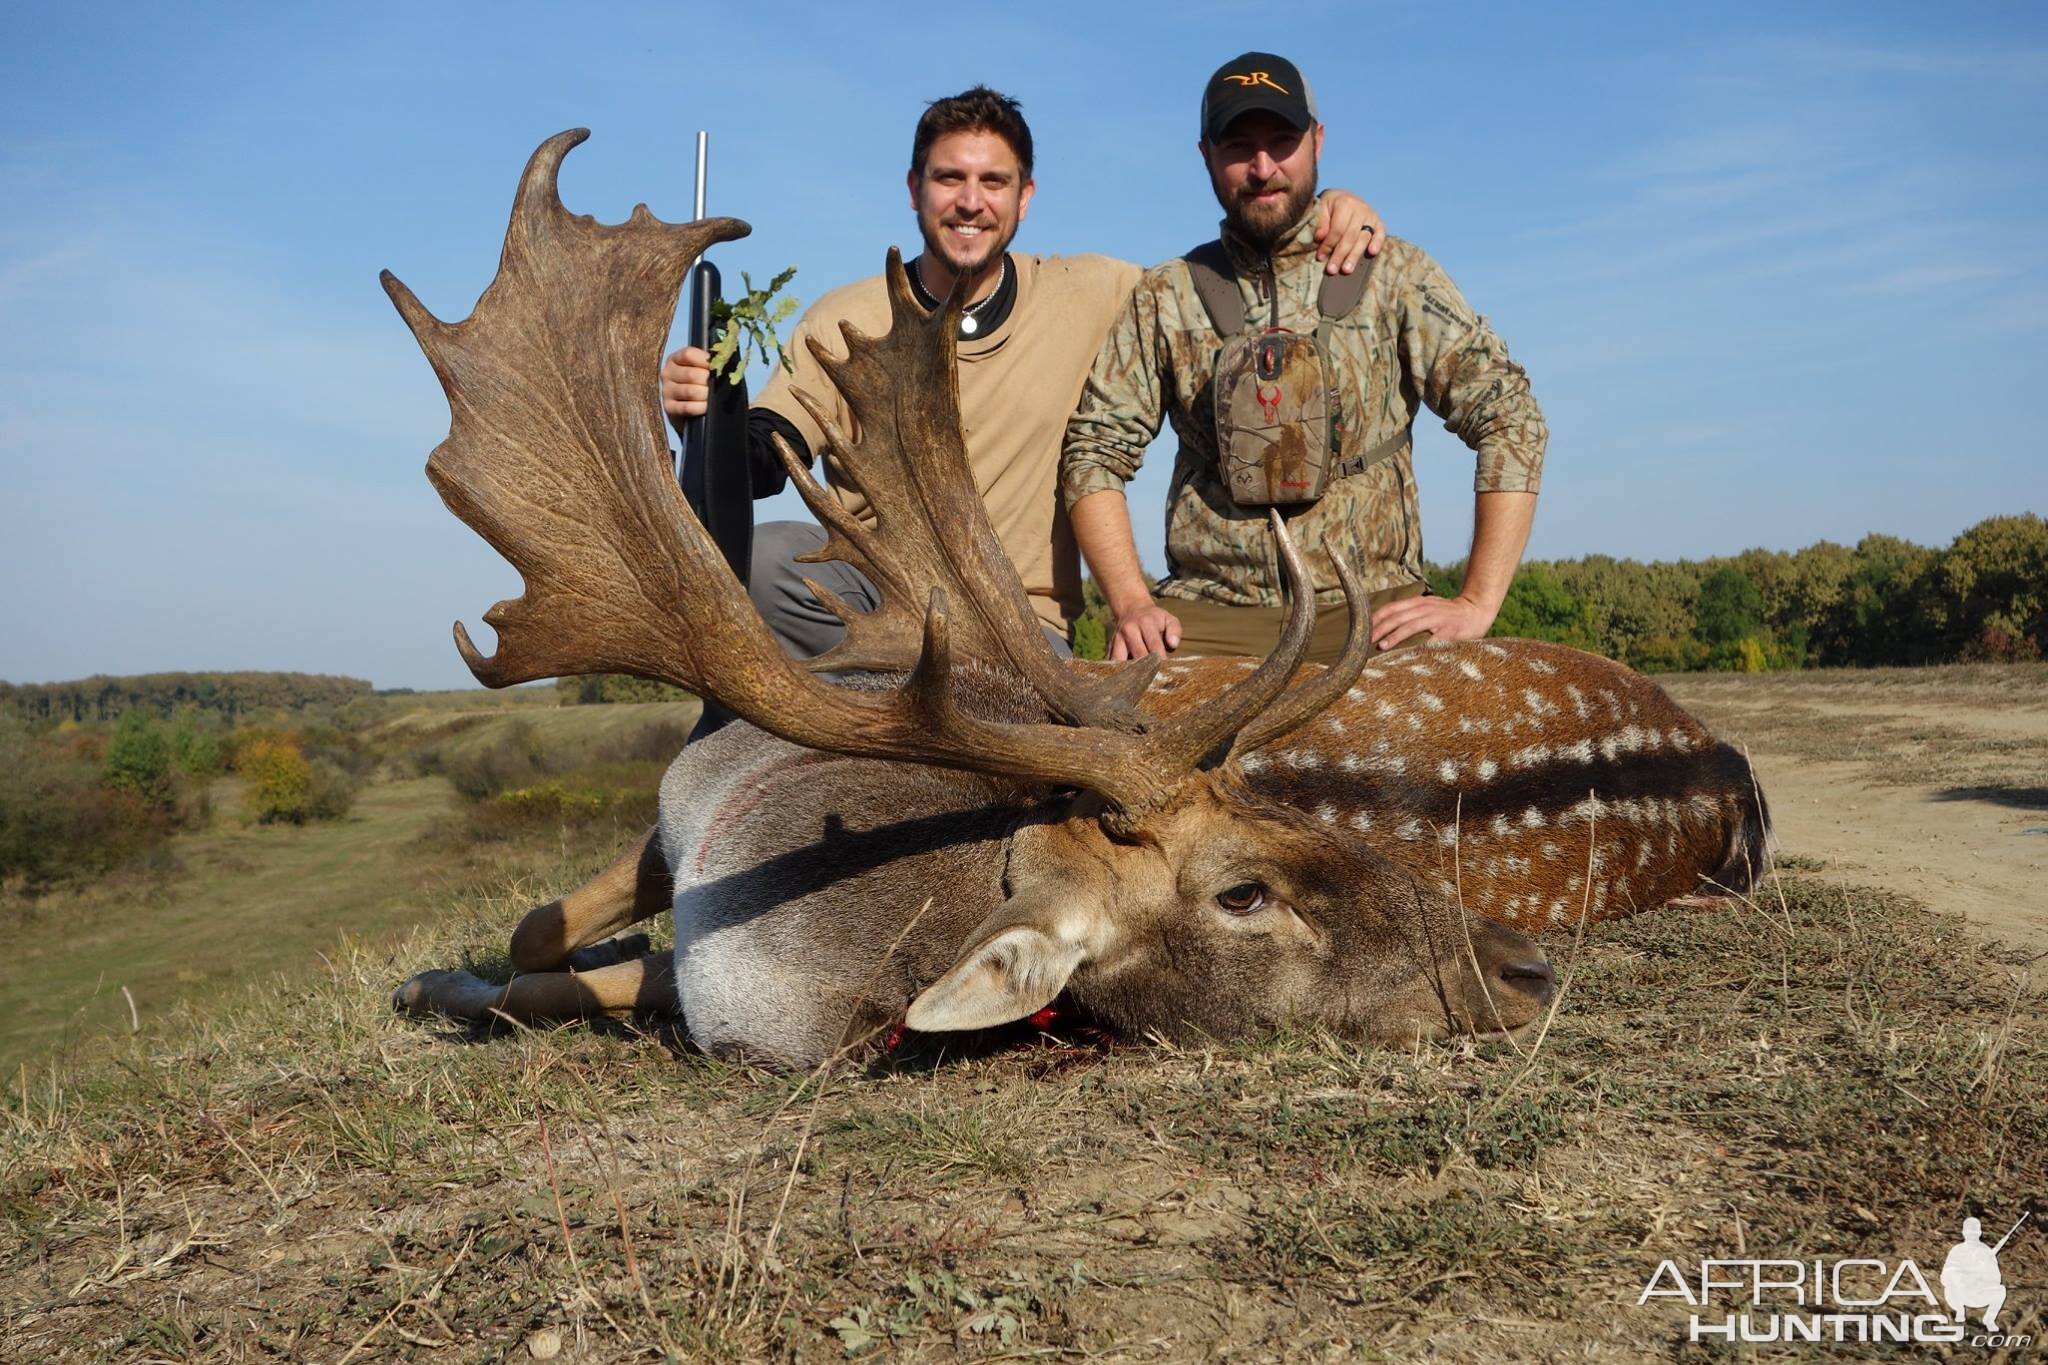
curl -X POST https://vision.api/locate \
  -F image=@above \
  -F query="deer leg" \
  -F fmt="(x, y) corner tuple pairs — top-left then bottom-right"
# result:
(509, 826), (673, 973)
(395, 952), (677, 1025)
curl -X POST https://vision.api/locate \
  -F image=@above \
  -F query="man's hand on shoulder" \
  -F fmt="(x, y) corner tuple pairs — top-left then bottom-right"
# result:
(1312, 191), (1386, 276)
(662, 346), (713, 430)
(1109, 601), (1183, 661)
(1371, 593), (1496, 652)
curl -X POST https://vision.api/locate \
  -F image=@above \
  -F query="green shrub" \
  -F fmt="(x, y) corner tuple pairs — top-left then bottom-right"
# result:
(103, 709), (175, 808)
(1070, 613), (1107, 662)
(558, 674), (694, 704)
(0, 717), (170, 885)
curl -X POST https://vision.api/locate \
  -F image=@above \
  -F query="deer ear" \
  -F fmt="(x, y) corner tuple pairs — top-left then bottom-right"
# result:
(904, 891), (1108, 1034)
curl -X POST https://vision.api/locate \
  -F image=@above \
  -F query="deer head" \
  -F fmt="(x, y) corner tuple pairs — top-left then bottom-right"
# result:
(385, 130), (1554, 1047)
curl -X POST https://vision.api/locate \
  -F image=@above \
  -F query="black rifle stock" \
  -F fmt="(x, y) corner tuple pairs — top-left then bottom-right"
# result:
(681, 259), (753, 584)
(680, 257), (752, 739)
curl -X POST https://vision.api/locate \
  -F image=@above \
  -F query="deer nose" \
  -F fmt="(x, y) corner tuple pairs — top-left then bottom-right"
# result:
(1499, 957), (1556, 1004)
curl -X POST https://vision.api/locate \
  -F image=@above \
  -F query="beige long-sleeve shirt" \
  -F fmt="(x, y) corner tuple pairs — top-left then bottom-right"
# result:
(758, 252), (1141, 630)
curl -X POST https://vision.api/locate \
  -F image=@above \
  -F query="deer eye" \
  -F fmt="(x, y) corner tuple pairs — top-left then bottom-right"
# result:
(1217, 882), (1268, 915)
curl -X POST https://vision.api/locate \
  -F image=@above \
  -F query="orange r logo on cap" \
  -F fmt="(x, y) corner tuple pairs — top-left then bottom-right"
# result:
(1225, 71), (1289, 93)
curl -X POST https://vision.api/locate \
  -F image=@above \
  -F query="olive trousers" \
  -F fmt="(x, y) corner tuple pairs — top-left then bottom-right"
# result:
(1160, 581), (1431, 665)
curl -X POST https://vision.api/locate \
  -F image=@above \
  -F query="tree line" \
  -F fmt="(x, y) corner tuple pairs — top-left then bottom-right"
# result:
(1070, 513), (2044, 670)
(1459, 513), (2044, 671)
(1, 670), (374, 724)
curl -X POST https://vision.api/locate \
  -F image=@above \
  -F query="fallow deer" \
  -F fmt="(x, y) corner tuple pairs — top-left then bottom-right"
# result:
(387, 131), (1767, 1069)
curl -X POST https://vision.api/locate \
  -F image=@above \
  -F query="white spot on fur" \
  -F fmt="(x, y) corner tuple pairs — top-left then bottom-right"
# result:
(1481, 643), (1509, 659)
(1417, 691), (1445, 712)
(1437, 824), (1458, 847)
(1561, 738), (1595, 764)
(1316, 804), (1337, 824)
(1527, 656), (1557, 675)
(1340, 754), (1362, 772)
(1374, 699), (1399, 719)
(1239, 753), (1269, 774)
(1323, 714), (1347, 734)
(1437, 759), (1459, 783)
(1565, 684), (1590, 719)
(1476, 758), (1498, 782)
(1458, 659), (1484, 681)
(1669, 729), (1695, 752)
(1349, 811), (1374, 832)
(1489, 814), (1511, 839)
(1404, 662), (1436, 677)
(1522, 687), (1557, 717)
(1396, 818), (1422, 841)
(1283, 749), (1321, 770)
(1346, 688), (1368, 702)
(1405, 713), (1423, 732)
(1521, 806), (1546, 828)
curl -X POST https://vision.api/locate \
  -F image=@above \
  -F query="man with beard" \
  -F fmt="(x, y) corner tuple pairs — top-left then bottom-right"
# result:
(662, 85), (1383, 656)
(1062, 53), (1547, 664)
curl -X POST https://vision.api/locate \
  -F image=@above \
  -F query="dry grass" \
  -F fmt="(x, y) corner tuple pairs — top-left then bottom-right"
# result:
(5, 669), (2042, 1358)
(1663, 663), (2048, 795)
(3, 860), (2040, 1360)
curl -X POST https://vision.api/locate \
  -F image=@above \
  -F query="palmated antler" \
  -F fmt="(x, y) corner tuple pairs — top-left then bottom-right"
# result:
(774, 252), (1154, 729)
(384, 129), (1372, 821)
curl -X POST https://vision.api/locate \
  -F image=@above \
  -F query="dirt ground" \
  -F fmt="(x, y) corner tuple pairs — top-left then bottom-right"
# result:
(1661, 663), (2048, 955)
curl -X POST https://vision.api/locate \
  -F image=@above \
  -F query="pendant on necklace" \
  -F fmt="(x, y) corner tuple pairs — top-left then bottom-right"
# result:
(959, 316), (979, 336)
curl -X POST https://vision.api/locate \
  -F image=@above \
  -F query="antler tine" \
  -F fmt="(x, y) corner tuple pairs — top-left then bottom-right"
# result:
(1228, 555), (1375, 757)
(1144, 512), (1324, 773)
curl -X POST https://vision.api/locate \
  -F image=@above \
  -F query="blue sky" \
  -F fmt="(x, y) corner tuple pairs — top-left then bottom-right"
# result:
(3, 2), (2043, 689)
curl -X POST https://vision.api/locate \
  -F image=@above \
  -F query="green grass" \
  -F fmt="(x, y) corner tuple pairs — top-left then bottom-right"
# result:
(367, 695), (699, 760)
(0, 774), (462, 1070)
(0, 694), (699, 1072)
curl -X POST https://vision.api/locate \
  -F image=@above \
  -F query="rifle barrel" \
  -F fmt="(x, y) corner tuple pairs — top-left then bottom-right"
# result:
(1990, 1209), (2031, 1256)
(693, 131), (708, 221)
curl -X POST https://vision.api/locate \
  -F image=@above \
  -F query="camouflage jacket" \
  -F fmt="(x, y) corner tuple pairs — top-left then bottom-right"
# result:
(1060, 210), (1546, 607)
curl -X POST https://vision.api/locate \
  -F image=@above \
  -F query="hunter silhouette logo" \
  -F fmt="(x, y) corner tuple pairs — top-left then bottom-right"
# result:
(1943, 1213), (2028, 1331)
(1225, 71), (1289, 93)
(1637, 1210), (2034, 1347)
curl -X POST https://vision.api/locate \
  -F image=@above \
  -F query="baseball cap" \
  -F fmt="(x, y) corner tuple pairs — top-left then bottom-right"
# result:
(1200, 52), (1318, 141)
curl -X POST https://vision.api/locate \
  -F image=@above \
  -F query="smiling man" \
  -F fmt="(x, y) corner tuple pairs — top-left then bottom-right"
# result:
(1062, 53), (1547, 664)
(662, 86), (1384, 658)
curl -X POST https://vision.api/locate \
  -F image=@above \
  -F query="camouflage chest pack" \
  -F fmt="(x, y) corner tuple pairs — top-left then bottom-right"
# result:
(1184, 242), (1409, 506)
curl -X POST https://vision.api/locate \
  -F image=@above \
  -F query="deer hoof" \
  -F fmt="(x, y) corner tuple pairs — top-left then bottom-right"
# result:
(392, 969), (504, 1022)
(561, 933), (653, 972)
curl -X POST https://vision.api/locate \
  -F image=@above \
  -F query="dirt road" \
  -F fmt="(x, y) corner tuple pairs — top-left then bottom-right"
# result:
(1662, 664), (2048, 955)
